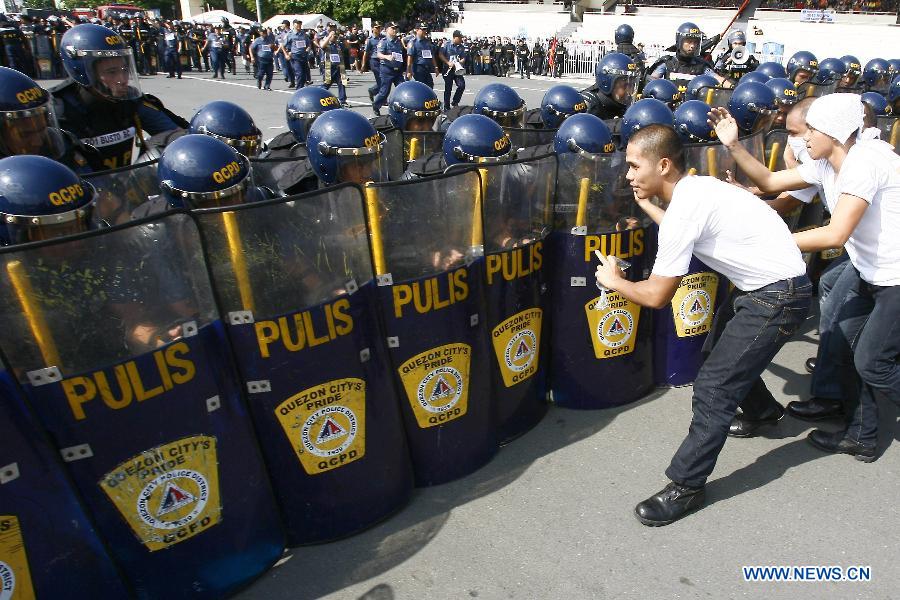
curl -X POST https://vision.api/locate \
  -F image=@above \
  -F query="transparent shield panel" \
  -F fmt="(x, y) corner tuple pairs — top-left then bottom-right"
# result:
(555, 151), (638, 232)
(700, 87), (734, 109)
(402, 131), (445, 163)
(0, 212), (218, 379)
(683, 131), (764, 185)
(368, 170), (482, 282)
(480, 154), (557, 254)
(764, 129), (789, 171)
(382, 128), (406, 181)
(250, 155), (303, 192)
(504, 127), (557, 150)
(797, 80), (838, 99)
(85, 160), (160, 227)
(876, 115), (900, 152)
(195, 185), (374, 319)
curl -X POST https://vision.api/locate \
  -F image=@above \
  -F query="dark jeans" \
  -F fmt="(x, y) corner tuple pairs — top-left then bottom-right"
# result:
(666, 276), (812, 487)
(810, 255), (852, 399)
(443, 73), (465, 107)
(832, 267), (900, 446)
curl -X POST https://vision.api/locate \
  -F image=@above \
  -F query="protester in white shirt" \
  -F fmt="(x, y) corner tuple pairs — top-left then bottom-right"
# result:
(710, 93), (900, 462)
(594, 124), (810, 526)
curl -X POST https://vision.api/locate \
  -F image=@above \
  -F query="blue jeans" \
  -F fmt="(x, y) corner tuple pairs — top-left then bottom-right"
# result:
(666, 276), (812, 487)
(810, 255), (852, 398)
(832, 268), (900, 446)
(443, 73), (465, 107)
(373, 69), (404, 111)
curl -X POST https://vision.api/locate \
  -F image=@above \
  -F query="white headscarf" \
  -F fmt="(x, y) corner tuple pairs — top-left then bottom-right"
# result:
(806, 93), (881, 145)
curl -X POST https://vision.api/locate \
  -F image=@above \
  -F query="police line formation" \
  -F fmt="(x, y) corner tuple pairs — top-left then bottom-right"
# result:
(0, 20), (899, 599)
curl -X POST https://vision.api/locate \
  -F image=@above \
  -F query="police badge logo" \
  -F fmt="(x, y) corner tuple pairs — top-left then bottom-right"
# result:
(670, 272), (719, 338)
(398, 343), (471, 428)
(0, 516), (34, 600)
(491, 308), (542, 387)
(584, 292), (641, 359)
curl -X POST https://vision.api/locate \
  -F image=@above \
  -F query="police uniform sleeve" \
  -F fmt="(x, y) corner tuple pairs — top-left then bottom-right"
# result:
(139, 94), (189, 132)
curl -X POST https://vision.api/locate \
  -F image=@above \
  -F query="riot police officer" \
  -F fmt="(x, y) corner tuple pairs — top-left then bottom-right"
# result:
(756, 61), (786, 81)
(474, 83), (526, 128)
(307, 109), (390, 186)
(53, 24), (188, 171)
(516, 39), (530, 79)
(727, 81), (777, 135)
(619, 98), (675, 148)
(372, 22), (406, 117)
(862, 58), (891, 94)
(523, 85), (587, 129)
(765, 77), (798, 129)
(614, 24), (645, 63)
(404, 113), (514, 179)
(889, 75), (900, 115)
(386, 80), (442, 132)
(0, 13), (33, 76)
(641, 79), (682, 110)
(838, 54), (863, 91)
(552, 39), (566, 78)
(0, 67), (102, 173)
(674, 99), (716, 143)
(714, 29), (758, 83)
(786, 50), (818, 87)
(647, 22), (717, 83)
(582, 52), (641, 119)
(440, 30), (467, 109)
(189, 101), (263, 158)
(860, 91), (889, 117)
(531, 39), (545, 77)
(406, 23), (438, 88)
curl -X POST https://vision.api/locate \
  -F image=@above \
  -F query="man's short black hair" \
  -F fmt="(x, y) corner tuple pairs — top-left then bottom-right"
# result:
(628, 124), (685, 174)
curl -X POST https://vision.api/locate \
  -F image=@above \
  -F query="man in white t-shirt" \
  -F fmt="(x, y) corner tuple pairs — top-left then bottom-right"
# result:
(595, 124), (810, 526)
(710, 93), (900, 462)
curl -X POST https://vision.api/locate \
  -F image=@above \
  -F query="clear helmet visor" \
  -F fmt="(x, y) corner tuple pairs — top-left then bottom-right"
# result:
(0, 104), (65, 158)
(612, 74), (640, 106)
(336, 153), (390, 185)
(868, 75), (891, 95)
(81, 50), (143, 101)
(0, 192), (94, 245)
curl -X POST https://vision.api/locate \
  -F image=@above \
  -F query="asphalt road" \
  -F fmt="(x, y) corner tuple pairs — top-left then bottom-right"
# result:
(90, 71), (900, 600)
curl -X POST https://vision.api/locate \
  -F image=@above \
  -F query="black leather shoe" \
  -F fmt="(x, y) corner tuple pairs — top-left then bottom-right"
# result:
(787, 397), (844, 421)
(807, 429), (876, 462)
(805, 357), (816, 374)
(728, 403), (785, 438)
(634, 482), (705, 526)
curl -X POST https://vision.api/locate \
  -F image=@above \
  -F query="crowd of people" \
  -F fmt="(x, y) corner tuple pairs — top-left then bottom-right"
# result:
(630, 0), (898, 9)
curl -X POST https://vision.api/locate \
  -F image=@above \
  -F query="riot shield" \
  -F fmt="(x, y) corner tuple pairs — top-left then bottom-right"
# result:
(504, 127), (557, 150)
(365, 170), (497, 485)
(85, 159), (160, 226)
(194, 185), (413, 545)
(796, 80), (838, 99)
(381, 127), (406, 180)
(763, 129), (806, 229)
(549, 151), (655, 408)
(0, 213), (284, 597)
(682, 130), (765, 185)
(876, 115), (900, 153)
(0, 365), (130, 598)
(479, 154), (556, 442)
(700, 86), (734, 110)
(401, 130), (444, 164)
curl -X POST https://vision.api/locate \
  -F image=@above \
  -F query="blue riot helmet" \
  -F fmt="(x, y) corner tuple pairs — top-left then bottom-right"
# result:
(614, 24), (634, 45)
(553, 113), (615, 156)
(738, 71), (770, 86)
(675, 22), (703, 59)
(889, 75), (900, 113)
(620, 98), (674, 147)
(674, 100), (716, 143)
(766, 77), (798, 106)
(813, 58), (847, 85)
(728, 82), (777, 133)
(685, 74), (719, 101)
(188, 100), (263, 157)
(540, 85), (588, 128)
(595, 52), (641, 106)
(0, 155), (95, 245)
(60, 23), (143, 101)
(307, 109), (388, 185)
(474, 83), (526, 128)
(756, 62), (787, 80)
(0, 67), (66, 158)
(888, 59), (900, 77)
(442, 114), (514, 167)
(388, 80), (442, 132)
(285, 86), (341, 145)
(863, 58), (891, 94)
(860, 92), (889, 117)
(786, 51), (819, 85)
(840, 55), (862, 82)
(158, 134), (253, 209)
(641, 79), (681, 109)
